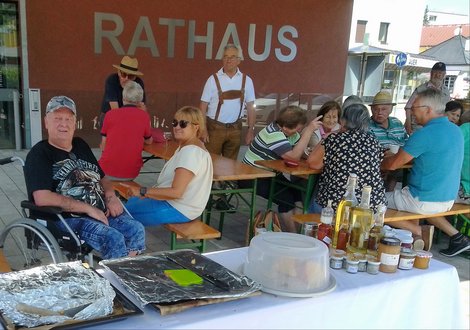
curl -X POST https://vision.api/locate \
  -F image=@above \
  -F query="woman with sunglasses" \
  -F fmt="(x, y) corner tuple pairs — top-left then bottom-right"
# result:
(123, 106), (214, 225)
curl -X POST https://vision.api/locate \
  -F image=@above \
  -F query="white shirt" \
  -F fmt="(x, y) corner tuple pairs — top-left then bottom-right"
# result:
(155, 145), (213, 219)
(201, 68), (255, 123)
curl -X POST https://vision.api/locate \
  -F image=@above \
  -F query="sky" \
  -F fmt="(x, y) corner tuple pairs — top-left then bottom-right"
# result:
(425, 0), (469, 15)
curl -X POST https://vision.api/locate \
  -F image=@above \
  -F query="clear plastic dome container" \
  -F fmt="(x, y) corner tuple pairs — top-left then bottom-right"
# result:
(244, 232), (333, 296)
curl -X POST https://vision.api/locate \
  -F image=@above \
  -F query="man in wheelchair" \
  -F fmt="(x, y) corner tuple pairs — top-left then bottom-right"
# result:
(23, 95), (145, 260)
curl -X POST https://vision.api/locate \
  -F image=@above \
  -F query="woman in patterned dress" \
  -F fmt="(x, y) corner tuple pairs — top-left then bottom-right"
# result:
(306, 103), (386, 213)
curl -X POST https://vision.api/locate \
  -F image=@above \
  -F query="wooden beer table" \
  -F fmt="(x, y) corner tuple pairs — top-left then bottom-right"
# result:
(254, 159), (321, 213)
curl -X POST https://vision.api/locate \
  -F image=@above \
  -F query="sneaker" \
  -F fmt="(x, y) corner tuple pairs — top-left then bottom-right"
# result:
(439, 234), (470, 257)
(421, 225), (434, 251)
(212, 198), (237, 213)
(412, 236), (425, 250)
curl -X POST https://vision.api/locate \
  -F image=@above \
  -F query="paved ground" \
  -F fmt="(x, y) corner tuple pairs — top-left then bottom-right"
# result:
(0, 147), (468, 326)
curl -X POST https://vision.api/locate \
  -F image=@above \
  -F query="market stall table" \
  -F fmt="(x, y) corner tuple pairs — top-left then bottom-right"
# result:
(89, 247), (465, 329)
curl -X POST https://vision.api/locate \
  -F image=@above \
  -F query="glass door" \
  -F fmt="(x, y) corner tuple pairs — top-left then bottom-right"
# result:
(0, 1), (21, 149)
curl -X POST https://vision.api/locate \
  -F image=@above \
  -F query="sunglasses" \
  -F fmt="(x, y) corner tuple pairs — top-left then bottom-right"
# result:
(172, 119), (193, 128)
(119, 70), (136, 80)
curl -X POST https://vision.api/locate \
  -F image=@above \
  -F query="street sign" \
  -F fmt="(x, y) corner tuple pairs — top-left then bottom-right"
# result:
(395, 52), (407, 68)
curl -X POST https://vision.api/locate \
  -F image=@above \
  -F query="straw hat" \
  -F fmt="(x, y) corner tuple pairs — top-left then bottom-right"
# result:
(369, 91), (396, 106)
(112, 56), (143, 76)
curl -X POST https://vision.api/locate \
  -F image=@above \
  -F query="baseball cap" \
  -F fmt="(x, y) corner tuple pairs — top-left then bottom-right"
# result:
(431, 62), (446, 72)
(46, 96), (77, 115)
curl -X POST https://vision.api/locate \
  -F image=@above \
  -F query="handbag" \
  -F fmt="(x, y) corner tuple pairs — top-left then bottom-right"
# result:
(246, 210), (282, 244)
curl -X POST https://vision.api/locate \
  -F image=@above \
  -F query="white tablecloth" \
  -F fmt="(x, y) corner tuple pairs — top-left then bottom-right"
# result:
(92, 248), (466, 329)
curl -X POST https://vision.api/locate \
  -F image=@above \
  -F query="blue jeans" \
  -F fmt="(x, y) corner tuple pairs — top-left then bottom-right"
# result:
(125, 197), (190, 226)
(308, 199), (323, 214)
(54, 212), (145, 260)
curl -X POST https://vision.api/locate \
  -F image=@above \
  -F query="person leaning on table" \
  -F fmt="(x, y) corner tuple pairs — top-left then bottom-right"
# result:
(122, 106), (214, 225)
(98, 81), (153, 181)
(382, 88), (470, 257)
(24, 96), (145, 260)
(240, 105), (323, 232)
(306, 103), (386, 214)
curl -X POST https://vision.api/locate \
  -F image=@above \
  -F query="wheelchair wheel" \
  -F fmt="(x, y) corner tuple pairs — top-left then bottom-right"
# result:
(0, 218), (65, 271)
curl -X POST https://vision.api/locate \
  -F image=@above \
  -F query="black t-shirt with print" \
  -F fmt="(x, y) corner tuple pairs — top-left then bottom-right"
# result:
(24, 137), (106, 220)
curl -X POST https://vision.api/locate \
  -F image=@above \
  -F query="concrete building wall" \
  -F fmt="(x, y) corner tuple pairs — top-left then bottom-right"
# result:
(349, 0), (426, 54)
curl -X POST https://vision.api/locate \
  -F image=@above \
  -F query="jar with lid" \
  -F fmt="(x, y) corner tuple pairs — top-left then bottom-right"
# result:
(353, 252), (367, 272)
(414, 250), (433, 269)
(398, 248), (417, 270)
(302, 222), (318, 238)
(399, 235), (414, 249)
(329, 249), (346, 269)
(345, 257), (359, 274)
(366, 254), (380, 275)
(378, 237), (401, 273)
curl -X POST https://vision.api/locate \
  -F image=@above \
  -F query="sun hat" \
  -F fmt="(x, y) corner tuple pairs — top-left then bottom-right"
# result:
(112, 56), (143, 76)
(431, 62), (446, 72)
(369, 91), (396, 106)
(46, 96), (76, 115)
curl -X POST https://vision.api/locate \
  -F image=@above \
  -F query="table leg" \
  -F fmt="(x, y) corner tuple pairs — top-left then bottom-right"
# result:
(248, 179), (258, 242)
(267, 176), (276, 211)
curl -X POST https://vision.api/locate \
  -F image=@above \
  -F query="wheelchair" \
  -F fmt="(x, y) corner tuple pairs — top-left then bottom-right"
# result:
(0, 156), (94, 271)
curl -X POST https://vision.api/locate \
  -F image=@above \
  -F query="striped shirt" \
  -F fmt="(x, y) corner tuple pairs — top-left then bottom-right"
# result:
(243, 122), (300, 169)
(369, 116), (408, 147)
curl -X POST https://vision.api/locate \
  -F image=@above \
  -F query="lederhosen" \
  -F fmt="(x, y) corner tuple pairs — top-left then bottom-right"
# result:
(206, 73), (246, 128)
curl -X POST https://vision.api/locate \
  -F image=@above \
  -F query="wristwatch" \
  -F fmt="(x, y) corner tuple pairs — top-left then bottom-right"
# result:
(140, 187), (147, 197)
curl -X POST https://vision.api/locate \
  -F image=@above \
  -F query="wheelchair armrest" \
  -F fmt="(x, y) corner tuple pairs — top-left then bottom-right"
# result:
(20, 200), (64, 215)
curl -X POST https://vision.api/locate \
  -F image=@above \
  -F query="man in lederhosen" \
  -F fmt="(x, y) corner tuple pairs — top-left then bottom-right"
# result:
(200, 44), (256, 160)
(199, 44), (256, 210)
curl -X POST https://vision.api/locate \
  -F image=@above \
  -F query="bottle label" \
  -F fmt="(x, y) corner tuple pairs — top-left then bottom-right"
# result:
(380, 252), (399, 266)
(398, 257), (415, 270)
(322, 236), (332, 245)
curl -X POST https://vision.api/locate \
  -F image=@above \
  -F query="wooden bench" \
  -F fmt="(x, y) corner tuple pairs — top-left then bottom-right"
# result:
(0, 249), (11, 273)
(111, 181), (221, 252)
(292, 203), (470, 225)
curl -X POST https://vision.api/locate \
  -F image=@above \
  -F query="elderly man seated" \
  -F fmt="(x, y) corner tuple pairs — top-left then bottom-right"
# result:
(382, 89), (469, 257)
(369, 91), (408, 191)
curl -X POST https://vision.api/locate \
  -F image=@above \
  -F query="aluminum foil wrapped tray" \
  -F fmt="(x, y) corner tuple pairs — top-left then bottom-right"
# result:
(0, 261), (140, 329)
(100, 250), (261, 308)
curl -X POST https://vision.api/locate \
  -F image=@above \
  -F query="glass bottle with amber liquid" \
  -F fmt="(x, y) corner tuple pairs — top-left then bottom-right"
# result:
(332, 173), (358, 248)
(367, 204), (386, 256)
(335, 205), (350, 251)
(317, 200), (334, 246)
(347, 185), (373, 254)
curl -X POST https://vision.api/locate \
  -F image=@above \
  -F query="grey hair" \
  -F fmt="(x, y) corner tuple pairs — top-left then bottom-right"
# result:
(122, 81), (143, 104)
(341, 103), (370, 131)
(224, 43), (243, 59)
(415, 89), (446, 114)
(342, 95), (364, 110)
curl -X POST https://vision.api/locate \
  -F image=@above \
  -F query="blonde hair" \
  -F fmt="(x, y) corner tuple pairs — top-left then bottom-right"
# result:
(175, 106), (206, 138)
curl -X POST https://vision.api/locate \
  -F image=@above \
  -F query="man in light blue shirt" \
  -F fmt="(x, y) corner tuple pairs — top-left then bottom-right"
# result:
(382, 89), (468, 257)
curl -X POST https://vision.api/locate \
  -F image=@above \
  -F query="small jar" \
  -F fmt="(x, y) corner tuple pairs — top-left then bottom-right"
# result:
(414, 250), (433, 269)
(330, 256), (343, 269)
(398, 248), (417, 270)
(378, 237), (401, 273)
(357, 257), (367, 272)
(345, 258), (359, 274)
(366, 259), (380, 275)
(399, 236), (414, 249)
(302, 223), (316, 237)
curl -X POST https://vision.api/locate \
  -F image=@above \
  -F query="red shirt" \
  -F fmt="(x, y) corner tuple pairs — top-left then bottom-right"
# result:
(99, 105), (152, 178)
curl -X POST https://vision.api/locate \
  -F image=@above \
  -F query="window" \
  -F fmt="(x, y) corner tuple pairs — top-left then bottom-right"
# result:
(355, 20), (367, 43)
(444, 76), (457, 94)
(379, 22), (389, 44)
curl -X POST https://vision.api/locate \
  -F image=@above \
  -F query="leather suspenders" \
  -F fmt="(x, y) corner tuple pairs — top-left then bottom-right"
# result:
(212, 73), (246, 122)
